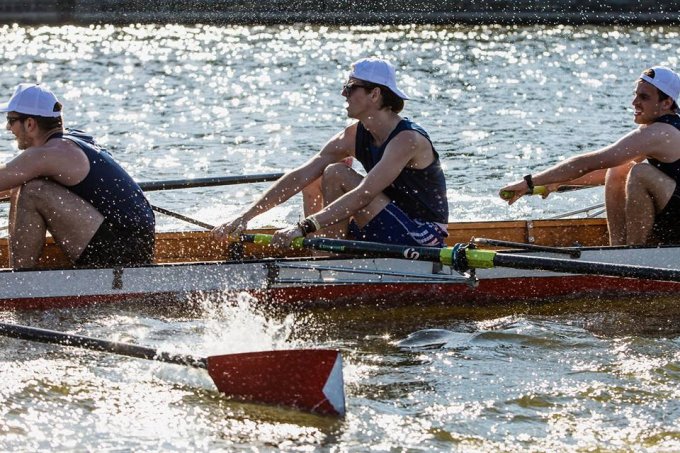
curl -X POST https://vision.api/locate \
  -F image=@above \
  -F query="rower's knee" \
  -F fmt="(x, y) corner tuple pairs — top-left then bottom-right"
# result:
(302, 177), (321, 197)
(606, 165), (628, 183)
(15, 179), (50, 206)
(626, 162), (660, 190)
(322, 162), (357, 187)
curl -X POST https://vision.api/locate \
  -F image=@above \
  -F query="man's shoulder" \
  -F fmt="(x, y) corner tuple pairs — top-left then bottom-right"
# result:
(391, 128), (431, 148)
(639, 120), (680, 140)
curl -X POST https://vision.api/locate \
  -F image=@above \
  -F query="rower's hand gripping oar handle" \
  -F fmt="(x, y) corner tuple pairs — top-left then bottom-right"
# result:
(500, 185), (595, 200)
(500, 186), (549, 200)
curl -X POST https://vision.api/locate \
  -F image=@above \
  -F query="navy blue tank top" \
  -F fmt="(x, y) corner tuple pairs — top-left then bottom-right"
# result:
(50, 129), (155, 233)
(648, 114), (680, 181)
(354, 119), (449, 224)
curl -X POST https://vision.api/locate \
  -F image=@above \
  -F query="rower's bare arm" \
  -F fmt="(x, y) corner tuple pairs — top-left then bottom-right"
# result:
(550, 168), (608, 188)
(540, 124), (679, 183)
(500, 128), (659, 204)
(212, 125), (356, 239)
(243, 126), (355, 220)
(312, 131), (419, 227)
(0, 142), (88, 192)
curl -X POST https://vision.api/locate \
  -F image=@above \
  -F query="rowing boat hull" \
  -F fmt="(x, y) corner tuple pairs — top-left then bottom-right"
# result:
(0, 235), (679, 311)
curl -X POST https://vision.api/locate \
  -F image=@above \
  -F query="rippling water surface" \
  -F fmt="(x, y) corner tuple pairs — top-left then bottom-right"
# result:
(0, 23), (679, 451)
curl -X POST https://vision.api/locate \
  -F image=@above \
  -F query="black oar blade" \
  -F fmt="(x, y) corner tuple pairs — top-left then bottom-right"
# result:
(206, 349), (345, 416)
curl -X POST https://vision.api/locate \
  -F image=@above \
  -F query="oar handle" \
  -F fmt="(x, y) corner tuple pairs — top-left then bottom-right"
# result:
(500, 185), (595, 200)
(500, 186), (548, 200)
(0, 322), (206, 369)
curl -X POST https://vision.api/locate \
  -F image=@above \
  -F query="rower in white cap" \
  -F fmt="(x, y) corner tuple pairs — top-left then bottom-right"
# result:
(0, 83), (155, 269)
(500, 66), (680, 245)
(213, 57), (449, 248)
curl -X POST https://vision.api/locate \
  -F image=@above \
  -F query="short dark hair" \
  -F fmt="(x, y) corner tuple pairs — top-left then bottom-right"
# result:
(360, 82), (405, 113)
(32, 114), (63, 130)
(642, 68), (679, 112)
(12, 102), (63, 131)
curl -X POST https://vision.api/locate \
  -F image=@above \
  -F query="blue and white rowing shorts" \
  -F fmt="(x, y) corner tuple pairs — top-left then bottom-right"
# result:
(348, 201), (448, 247)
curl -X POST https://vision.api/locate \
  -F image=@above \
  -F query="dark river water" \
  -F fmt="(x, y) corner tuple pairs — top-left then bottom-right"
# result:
(0, 23), (679, 451)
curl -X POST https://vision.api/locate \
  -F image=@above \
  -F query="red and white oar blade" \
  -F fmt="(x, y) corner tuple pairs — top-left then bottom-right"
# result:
(206, 349), (345, 416)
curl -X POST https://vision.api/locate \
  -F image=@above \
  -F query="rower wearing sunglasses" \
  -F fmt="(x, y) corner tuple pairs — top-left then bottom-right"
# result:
(0, 83), (155, 269)
(213, 57), (449, 248)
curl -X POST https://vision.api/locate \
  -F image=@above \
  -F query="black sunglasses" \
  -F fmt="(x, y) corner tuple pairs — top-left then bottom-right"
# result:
(343, 82), (373, 94)
(6, 115), (28, 126)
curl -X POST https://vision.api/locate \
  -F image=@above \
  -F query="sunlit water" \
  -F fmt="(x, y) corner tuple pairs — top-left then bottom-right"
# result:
(0, 23), (679, 451)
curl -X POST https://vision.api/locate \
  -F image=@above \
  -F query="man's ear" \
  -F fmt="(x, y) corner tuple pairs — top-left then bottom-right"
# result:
(662, 97), (675, 110)
(24, 117), (37, 131)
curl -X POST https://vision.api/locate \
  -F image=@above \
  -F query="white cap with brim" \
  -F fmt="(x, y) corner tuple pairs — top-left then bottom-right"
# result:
(640, 66), (680, 104)
(0, 83), (62, 117)
(349, 57), (410, 100)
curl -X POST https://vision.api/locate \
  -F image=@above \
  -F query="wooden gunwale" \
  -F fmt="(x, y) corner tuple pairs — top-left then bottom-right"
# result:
(0, 217), (609, 269)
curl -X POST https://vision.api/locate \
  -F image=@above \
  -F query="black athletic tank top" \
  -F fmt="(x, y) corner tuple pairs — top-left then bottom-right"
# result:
(648, 114), (680, 181)
(354, 118), (449, 224)
(49, 129), (155, 233)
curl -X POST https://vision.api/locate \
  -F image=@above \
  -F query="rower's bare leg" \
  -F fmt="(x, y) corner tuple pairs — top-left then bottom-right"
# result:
(624, 163), (675, 245)
(302, 177), (323, 217)
(318, 162), (390, 239)
(604, 162), (635, 245)
(303, 158), (354, 217)
(9, 179), (104, 269)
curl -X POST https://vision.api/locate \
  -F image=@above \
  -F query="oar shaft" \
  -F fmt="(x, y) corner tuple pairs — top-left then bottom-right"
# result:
(304, 237), (444, 261)
(490, 252), (680, 282)
(0, 322), (207, 369)
(472, 237), (581, 258)
(138, 173), (284, 192)
(242, 234), (446, 262)
(242, 234), (680, 283)
(151, 205), (215, 230)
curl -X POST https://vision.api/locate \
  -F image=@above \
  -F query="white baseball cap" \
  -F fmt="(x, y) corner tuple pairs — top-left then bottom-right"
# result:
(349, 58), (410, 100)
(0, 83), (62, 117)
(640, 66), (680, 103)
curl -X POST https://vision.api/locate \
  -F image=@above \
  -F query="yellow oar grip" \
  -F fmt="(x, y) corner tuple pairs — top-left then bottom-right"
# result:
(440, 246), (455, 266)
(250, 234), (273, 246)
(464, 249), (497, 269)
(500, 186), (547, 200)
(248, 234), (305, 249)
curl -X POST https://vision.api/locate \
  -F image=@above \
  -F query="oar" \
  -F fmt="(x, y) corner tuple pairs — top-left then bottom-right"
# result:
(500, 184), (597, 200)
(151, 205), (215, 230)
(138, 173), (284, 192)
(241, 234), (680, 283)
(472, 237), (581, 258)
(0, 322), (345, 417)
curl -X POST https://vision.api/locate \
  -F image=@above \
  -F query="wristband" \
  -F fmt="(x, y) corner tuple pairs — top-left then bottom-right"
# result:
(523, 174), (534, 193)
(308, 216), (321, 232)
(297, 218), (318, 236)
